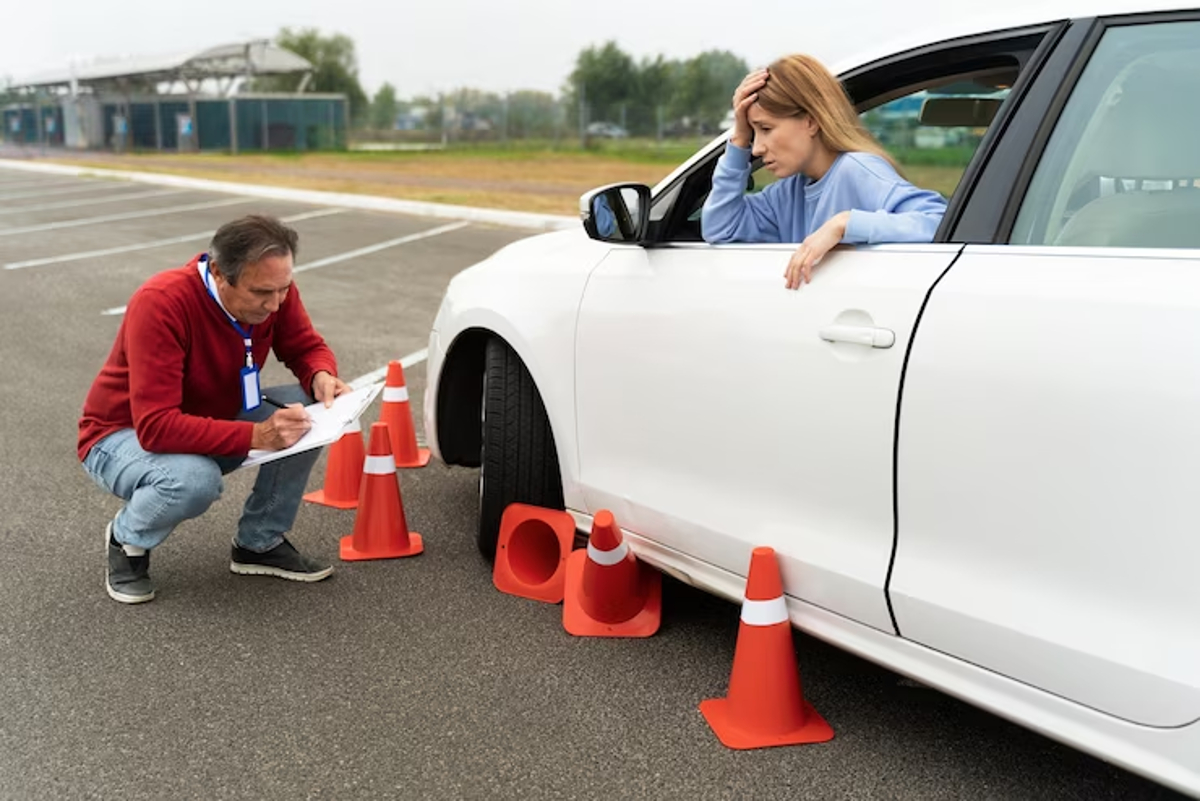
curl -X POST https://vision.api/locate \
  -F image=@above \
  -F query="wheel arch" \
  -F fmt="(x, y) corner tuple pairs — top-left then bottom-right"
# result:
(434, 327), (491, 467)
(433, 326), (577, 497)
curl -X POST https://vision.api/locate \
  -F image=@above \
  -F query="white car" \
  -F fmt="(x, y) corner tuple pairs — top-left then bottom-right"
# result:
(425, 2), (1200, 795)
(586, 121), (629, 139)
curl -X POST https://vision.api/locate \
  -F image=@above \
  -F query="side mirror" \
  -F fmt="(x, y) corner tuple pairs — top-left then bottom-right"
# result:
(580, 183), (651, 244)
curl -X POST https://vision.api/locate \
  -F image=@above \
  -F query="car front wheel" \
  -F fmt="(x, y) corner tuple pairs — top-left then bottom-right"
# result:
(477, 338), (565, 561)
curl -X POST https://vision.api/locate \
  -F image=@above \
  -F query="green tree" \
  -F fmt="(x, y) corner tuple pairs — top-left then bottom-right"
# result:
(632, 55), (683, 136)
(252, 28), (369, 126)
(506, 90), (560, 138)
(670, 50), (749, 130)
(370, 82), (398, 131)
(565, 41), (638, 132)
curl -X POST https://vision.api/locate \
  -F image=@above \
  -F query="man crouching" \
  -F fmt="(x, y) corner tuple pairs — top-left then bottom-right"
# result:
(79, 214), (350, 603)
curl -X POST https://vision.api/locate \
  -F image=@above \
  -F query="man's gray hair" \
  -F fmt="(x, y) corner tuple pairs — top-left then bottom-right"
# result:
(208, 215), (299, 285)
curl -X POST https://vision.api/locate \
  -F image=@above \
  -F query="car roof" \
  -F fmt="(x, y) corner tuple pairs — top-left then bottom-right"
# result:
(828, 1), (1199, 75)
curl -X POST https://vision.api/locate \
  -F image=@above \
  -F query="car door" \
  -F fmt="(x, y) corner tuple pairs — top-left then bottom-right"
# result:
(891, 14), (1200, 726)
(573, 28), (1054, 633)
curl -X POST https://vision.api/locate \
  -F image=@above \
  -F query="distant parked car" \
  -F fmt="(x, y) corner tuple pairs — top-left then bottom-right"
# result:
(586, 121), (628, 139)
(426, 3), (1200, 796)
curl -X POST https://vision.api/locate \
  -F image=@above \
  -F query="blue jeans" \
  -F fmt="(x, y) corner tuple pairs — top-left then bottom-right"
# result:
(81, 385), (321, 553)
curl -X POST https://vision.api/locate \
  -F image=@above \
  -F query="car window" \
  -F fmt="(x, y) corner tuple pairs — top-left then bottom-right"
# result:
(1010, 20), (1200, 248)
(650, 59), (1025, 244)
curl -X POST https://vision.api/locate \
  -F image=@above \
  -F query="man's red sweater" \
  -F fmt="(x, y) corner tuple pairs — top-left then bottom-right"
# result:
(78, 256), (338, 460)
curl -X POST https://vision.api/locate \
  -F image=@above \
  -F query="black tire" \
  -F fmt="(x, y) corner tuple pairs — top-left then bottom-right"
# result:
(478, 338), (565, 561)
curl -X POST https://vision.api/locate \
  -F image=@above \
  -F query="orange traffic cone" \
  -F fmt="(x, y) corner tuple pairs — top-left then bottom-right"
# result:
(303, 419), (365, 509)
(699, 547), (833, 749)
(562, 510), (661, 637)
(380, 361), (430, 468)
(339, 422), (423, 561)
(493, 503), (575, 603)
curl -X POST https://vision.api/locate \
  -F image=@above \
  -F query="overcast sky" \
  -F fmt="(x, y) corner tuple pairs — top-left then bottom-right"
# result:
(4, 0), (1129, 98)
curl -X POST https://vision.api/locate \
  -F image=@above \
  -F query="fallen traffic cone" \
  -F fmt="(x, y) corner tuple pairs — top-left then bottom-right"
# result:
(339, 422), (423, 561)
(493, 503), (575, 603)
(562, 510), (661, 637)
(380, 361), (430, 468)
(699, 547), (833, 749)
(303, 419), (365, 509)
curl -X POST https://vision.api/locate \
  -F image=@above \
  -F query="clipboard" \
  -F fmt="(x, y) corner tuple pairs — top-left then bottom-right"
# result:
(241, 382), (383, 469)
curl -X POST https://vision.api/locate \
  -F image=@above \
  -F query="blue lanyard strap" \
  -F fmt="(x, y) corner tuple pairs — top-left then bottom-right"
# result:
(200, 255), (254, 368)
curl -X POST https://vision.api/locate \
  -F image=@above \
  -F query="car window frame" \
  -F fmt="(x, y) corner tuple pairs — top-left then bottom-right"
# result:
(994, 9), (1200, 245)
(643, 23), (1060, 246)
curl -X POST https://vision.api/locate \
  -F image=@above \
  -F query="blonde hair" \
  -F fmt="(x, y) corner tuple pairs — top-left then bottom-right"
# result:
(756, 54), (900, 172)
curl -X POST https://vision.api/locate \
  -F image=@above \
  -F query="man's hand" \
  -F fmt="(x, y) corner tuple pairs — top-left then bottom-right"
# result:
(784, 211), (850, 290)
(311, 370), (351, 408)
(251, 406), (312, 450)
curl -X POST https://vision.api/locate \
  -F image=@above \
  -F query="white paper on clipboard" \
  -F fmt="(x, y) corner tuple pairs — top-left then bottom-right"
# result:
(241, 382), (382, 469)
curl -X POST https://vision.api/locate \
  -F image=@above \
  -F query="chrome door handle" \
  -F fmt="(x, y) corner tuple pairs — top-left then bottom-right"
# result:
(819, 324), (895, 349)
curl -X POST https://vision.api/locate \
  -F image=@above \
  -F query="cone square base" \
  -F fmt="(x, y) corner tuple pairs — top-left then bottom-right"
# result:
(493, 504), (575, 604)
(562, 549), (662, 637)
(395, 449), (431, 469)
(339, 532), (423, 561)
(698, 697), (834, 749)
(303, 489), (359, 510)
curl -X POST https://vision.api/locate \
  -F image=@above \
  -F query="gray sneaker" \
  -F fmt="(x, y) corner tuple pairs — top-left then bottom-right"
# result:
(106, 521), (156, 604)
(229, 538), (333, 582)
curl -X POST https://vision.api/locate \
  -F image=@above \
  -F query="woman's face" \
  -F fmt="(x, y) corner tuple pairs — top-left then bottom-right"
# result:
(747, 104), (820, 178)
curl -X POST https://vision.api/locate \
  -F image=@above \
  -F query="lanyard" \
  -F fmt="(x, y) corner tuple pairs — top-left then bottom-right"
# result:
(199, 255), (254, 369)
(199, 255), (261, 411)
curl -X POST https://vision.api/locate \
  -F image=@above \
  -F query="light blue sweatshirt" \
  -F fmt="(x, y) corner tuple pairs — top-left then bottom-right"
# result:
(701, 143), (948, 245)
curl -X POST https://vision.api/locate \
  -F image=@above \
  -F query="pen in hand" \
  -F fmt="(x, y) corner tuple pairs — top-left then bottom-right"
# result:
(262, 395), (313, 423)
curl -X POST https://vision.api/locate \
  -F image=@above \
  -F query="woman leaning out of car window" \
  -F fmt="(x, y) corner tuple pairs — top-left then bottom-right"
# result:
(702, 54), (948, 289)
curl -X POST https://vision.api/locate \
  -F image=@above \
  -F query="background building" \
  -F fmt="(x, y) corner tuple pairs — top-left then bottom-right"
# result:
(2, 40), (348, 152)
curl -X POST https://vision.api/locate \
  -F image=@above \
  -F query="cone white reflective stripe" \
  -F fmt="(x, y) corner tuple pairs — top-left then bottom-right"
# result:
(344, 418), (362, 433)
(740, 596), (789, 626)
(363, 455), (395, 475)
(587, 539), (629, 566)
(383, 386), (409, 402)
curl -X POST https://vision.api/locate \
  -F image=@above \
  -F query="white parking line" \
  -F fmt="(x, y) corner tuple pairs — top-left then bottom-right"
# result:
(0, 197), (252, 237)
(10, 206), (345, 271)
(0, 178), (87, 192)
(293, 221), (470, 274)
(0, 188), (189, 217)
(0, 182), (133, 202)
(349, 348), (429, 389)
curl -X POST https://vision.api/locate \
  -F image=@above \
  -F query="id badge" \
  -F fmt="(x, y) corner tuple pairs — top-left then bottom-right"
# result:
(241, 365), (261, 412)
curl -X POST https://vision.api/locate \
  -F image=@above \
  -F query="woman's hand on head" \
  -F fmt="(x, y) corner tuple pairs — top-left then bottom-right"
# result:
(784, 212), (850, 290)
(730, 69), (769, 149)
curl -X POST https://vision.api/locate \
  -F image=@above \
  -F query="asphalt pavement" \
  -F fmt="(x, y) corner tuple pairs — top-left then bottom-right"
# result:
(0, 165), (1184, 800)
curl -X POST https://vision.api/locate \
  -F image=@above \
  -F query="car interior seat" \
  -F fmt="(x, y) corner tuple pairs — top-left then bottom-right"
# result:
(1054, 58), (1200, 248)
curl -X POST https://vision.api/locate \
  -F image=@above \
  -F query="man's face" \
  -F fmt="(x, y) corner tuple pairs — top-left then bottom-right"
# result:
(212, 253), (294, 325)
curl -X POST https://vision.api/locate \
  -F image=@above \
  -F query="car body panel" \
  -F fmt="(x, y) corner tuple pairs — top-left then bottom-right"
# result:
(574, 242), (961, 632)
(892, 244), (1200, 727)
